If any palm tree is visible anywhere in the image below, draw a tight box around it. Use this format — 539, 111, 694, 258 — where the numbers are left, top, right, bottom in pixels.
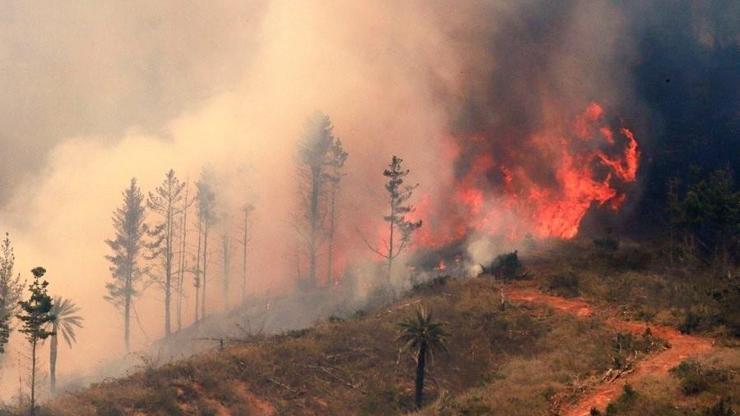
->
398, 305, 447, 409
48, 297, 83, 394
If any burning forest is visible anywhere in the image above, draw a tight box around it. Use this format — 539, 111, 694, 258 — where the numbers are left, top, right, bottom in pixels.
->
417, 101, 640, 247
0, 1, 737, 415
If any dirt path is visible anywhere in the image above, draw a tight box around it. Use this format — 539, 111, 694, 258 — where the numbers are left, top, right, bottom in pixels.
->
507, 287, 714, 416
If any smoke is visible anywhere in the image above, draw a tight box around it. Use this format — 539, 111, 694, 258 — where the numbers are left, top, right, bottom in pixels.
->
0, 0, 466, 397
0, 0, 736, 400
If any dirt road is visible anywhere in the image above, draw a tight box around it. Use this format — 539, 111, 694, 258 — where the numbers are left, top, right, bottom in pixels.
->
507, 287, 714, 416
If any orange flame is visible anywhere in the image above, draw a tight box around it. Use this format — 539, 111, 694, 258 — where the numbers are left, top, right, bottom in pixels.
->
417, 102, 640, 247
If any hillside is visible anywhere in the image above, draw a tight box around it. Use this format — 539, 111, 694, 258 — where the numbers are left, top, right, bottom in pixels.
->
12, 241, 740, 415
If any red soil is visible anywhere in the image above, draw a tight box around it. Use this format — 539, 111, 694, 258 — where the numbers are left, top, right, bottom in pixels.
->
507, 287, 714, 416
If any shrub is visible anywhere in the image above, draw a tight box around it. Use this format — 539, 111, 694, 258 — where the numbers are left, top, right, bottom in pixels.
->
679, 311, 701, 334
195, 400, 219, 416
144, 386, 182, 415
610, 331, 665, 370
676, 362, 710, 395
545, 272, 580, 298
594, 236, 620, 251
412, 274, 450, 293
490, 251, 527, 280
620, 384, 637, 404
704, 397, 735, 416
602, 386, 638, 415
610, 249, 653, 271
671, 359, 730, 396
91, 399, 126, 416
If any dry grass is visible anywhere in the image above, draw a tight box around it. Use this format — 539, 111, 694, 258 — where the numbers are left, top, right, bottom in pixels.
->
34, 276, 622, 416
17, 240, 735, 415
591, 348, 739, 415
529, 239, 739, 339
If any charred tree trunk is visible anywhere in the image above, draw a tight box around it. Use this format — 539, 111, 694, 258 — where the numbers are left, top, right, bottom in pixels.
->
308, 166, 320, 287
194, 219, 202, 323
124, 271, 132, 353
326, 182, 337, 286
177, 192, 188, 331
163, 197, 174, 337
201, 221, 209, 318
222, 235, 230, 311
30, 338, 37, 416
387, 199, 396, 284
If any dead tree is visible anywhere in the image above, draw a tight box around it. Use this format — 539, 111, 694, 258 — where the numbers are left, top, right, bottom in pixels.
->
146, 169, 186, 337
175, 180, 194, 331
196, 171, 216, 318
365, 156, 422, 284
324, 139, 348, 286
296, 113, 346, 287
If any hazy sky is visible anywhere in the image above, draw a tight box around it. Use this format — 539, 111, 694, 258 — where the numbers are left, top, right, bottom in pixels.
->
0, 1, 266, 201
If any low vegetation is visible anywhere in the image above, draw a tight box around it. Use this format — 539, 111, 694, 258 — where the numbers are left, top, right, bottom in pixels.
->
0, 234, 733, 415
527, 240, 739, 340
590, 349, 738, 415
489, 250, 528, 280
35, 276, 627, 415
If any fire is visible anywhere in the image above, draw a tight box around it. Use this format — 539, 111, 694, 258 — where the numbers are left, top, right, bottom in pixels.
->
417, 102, 640, 246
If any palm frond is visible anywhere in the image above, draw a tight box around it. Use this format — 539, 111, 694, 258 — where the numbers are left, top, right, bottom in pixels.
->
397, 304, 448, 358
49, 296, 84, 348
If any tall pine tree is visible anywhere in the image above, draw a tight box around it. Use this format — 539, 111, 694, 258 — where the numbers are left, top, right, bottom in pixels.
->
325, 138, 348, 286
196, 171, 216, 318
296, 113, 346, 287
105, 178, 146, 352
366, 156, 422, 284
17, 266, 54, 416
221, 229, 231, 310
175, 180, 194, 331
0, 233, 23, 356
146, 169, 186, 337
